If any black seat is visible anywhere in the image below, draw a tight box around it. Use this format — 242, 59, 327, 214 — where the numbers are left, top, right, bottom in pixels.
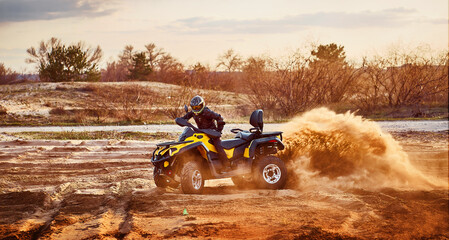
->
236, 131, 255, 141
221, 139, 247, 149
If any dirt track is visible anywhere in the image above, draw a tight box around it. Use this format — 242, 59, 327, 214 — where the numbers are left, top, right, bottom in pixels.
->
0, 132, 448, 239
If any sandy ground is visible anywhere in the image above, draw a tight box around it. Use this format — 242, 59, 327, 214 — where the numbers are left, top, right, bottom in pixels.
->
0, 132, 447, 239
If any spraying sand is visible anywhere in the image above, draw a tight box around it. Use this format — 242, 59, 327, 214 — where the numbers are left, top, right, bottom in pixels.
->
280, 108, 447, 190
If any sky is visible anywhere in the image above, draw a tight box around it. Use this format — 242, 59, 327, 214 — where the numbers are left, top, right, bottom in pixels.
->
0, 0, 447, 72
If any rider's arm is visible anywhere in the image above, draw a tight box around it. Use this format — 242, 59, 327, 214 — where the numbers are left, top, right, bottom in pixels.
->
207, 110, 225, 133
216, 115, 225, 133
181, 111, 194, 120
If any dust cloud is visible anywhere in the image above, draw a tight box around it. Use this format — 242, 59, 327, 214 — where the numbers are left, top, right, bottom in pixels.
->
280, 108, 447, 191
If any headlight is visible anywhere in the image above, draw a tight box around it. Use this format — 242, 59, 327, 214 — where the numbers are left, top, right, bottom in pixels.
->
169, 147, 177, 156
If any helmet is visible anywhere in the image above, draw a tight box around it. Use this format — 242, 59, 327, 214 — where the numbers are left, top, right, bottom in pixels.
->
190, 95, 205, 115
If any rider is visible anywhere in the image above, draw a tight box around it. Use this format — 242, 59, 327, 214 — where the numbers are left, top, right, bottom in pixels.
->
181, 95, 229, 169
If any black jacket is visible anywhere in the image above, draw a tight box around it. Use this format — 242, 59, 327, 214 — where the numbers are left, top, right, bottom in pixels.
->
182, 107, 225, 132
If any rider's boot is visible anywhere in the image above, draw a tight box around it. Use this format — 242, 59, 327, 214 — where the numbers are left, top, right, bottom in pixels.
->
212, 138, 230, 172
219, 155, 230, 173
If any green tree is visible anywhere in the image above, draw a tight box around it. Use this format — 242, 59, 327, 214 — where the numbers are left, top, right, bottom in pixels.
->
26, 38, 102, 82
128, 52, 152, 81
40, 45, 66, 82
311, 43, 346, 64
308, 43, 356, 103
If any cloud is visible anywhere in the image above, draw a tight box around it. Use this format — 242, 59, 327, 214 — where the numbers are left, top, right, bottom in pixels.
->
0, 0, 117, 22
165, 8, 445, 34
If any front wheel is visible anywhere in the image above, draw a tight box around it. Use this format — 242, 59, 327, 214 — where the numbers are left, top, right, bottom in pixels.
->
253, 156, 287, 189
180, 161, 205, 194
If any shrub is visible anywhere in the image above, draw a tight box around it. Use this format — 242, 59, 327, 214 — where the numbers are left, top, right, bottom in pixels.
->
26, 38, 102, 82
49, 107, 67, 115
0, 63, 19, 85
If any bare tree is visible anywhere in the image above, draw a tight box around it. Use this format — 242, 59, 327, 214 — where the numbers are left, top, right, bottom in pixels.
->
351, 58, 387, 111
101, 61, 128, 82
354, 49, 449, 111
243, 48, 359, 118
308, 43, 359, 104
308, 60, 359, 104
156, 54, 184, 84
145, 43, 165, 70
217, 49, 243, 72
185, 62, 209, 86
26, 37, 61, 68
244, 56, 277, 111
119, 45, 135, 69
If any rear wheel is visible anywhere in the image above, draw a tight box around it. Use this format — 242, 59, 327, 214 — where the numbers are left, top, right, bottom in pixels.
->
253, 156, 287, 189
180, 161, 205, 194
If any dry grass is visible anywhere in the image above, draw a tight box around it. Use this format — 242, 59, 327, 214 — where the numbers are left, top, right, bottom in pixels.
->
0, 81, 248, 126
11, 131, 178, 141
10, 130, 235, 141
84, 83, 160, 123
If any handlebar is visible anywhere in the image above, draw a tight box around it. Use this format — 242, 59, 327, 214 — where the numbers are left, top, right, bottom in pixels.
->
175, 118, 221, 138
230, 128, 244, 134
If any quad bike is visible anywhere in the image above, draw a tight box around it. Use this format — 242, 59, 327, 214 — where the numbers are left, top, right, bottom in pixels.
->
151, 109, 287, 194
